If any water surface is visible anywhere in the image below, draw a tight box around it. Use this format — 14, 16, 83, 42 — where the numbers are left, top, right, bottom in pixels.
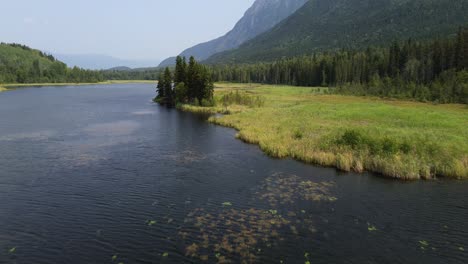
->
0, 84, 467, 263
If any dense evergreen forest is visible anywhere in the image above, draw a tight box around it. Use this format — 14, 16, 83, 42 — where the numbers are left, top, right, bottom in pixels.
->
0, 43, 103, 83
155, 56, 213, 106
210, 28, 468, 104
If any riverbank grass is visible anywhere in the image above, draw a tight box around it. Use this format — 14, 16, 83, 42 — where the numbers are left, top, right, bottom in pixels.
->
180, 83, 468, 180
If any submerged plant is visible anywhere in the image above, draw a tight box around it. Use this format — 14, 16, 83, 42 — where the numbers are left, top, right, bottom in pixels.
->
419, 240, 430, 250
146, 220, 157, 226
367, 225, 378, 232
256, 173, 337, 206
222, 202, 233, 207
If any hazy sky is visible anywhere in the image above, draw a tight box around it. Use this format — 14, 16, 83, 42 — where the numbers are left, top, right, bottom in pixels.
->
0, 0, 255, 60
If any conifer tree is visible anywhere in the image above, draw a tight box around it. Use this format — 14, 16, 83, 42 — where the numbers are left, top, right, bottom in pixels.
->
162, 67, 173, 105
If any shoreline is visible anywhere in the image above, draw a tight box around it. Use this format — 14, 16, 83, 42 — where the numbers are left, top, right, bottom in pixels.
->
178, 83, 468, 180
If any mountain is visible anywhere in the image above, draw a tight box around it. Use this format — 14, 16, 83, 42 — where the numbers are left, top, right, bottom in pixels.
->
53, 53, 160, 70
158, 0, 308, 67
158, 56, 177, 68
0, 43, 102, 83
206, 0, 468, 64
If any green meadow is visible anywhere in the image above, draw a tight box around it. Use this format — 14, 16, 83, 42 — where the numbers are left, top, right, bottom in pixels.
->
181, 83, 468, 180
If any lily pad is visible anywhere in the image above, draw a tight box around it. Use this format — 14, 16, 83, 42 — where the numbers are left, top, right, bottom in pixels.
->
147, 220, 157, 226
222, 202, 233, 207
419, 240, 429, 247
9, 247, 16, 254
162, 252, 169, 257
459, 247, 465, 251
112, 255, 118, 261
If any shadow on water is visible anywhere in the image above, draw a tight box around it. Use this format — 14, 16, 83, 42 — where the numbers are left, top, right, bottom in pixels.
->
0, 84, 466, 264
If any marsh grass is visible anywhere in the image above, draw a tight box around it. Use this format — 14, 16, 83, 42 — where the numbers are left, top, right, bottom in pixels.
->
183, 83, 468, 180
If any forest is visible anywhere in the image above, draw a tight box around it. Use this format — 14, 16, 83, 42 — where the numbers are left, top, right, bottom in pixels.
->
154, 56, 214, 106
0, 43, 104, 84
210, 28, 468, 104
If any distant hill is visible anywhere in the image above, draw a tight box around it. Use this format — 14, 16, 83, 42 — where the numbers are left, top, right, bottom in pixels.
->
158, 0, 307, 67
54, 53, 160, 70
0, 43, 102, 83
206, 0, 468, 64
158, 56, 177, 68
107, 66, 133, 71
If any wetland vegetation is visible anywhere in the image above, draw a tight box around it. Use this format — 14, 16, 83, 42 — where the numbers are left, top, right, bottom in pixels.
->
179, 83, 468, 180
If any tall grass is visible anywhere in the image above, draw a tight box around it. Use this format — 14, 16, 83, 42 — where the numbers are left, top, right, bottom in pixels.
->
186, 83, 468, 180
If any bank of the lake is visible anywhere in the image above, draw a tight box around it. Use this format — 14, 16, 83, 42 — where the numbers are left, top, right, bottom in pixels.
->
179, 83, 468, 180
0, 86, 8, 92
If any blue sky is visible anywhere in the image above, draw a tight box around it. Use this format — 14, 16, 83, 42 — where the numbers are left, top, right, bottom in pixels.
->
0, 0, 255, 60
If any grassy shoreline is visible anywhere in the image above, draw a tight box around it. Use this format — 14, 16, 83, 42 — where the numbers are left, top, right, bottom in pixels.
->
180, 83, 468, 180
1, 80, 155, 89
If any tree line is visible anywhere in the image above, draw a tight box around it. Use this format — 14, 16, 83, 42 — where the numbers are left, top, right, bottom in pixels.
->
154, 56, 214, 106
0, 43, 103, 83
210, 27, 468, 104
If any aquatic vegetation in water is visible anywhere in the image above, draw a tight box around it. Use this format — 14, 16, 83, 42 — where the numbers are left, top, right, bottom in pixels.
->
304, 252, 312, 264
256, 173, 337, 206
8, 247, 16, 254
111, 255, 118, 261
419, 240, 429, 250
459, 247, 465, 251
162, 252, 169, 257
177, 173, 336, 262
146, 220, 157, 226
180, 207, 296, 263
367, 224, 378, 232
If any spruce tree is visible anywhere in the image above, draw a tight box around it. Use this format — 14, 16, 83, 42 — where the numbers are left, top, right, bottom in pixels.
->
163, 67, 173, 105
156, 72, 165, 99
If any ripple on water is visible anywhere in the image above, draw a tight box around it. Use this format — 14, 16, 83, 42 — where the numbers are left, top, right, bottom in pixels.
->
83, 120, 140, 137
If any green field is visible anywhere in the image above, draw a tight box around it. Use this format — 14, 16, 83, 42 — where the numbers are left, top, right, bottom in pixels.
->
181, 83, 468, 180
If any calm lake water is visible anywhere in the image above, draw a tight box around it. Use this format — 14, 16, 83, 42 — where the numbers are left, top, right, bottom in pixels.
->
0, 84, 467, 264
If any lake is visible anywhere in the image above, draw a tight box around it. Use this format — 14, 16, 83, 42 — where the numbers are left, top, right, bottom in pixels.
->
0, 83, 466, 263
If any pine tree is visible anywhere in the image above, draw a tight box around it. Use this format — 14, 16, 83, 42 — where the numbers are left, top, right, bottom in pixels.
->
163, 67, 173, 105
156, 72, 165, 99
174, 56, 187, 85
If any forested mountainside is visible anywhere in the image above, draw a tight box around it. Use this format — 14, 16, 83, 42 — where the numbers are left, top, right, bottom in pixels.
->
0, 43, 103, 83
206, 0, 468, 64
